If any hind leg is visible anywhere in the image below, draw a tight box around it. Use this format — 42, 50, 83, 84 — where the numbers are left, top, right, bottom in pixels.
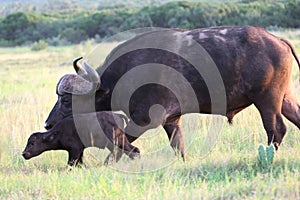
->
282, 90, 300, 129
104, 141, 129, 165
114, 128, 140, 160
163, 116, 185, 161
254, 94, 287, 149
104, 119, 150, 164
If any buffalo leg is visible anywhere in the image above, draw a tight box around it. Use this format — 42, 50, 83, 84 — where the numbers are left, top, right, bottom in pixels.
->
112, 143, 140, 161
104, 144, 139, 165
115, 128, 140, 160
118, 140, 140, 160
163, 116, 186, 161
104, 128, 141, 165
68, 149, 84, 166
104, 141, 120, 165
282, 91, 300, 129
254, 95, 287, 149
104, 117, 160, 163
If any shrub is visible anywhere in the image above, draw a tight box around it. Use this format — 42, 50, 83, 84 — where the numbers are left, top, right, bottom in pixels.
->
46, 36, 71, 46
31, 40, 48, 51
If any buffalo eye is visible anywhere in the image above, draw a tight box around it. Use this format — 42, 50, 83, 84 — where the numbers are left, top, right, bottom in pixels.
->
29, 142, 34, 147
62, 97, 71, 105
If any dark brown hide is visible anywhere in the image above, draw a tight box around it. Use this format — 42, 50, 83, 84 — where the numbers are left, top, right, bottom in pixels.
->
45, 26, 300, 158
23, 112, 140, 166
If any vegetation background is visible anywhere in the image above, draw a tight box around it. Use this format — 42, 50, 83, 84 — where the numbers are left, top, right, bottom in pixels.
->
0, 0, 300, 46
1, 0, 300, 199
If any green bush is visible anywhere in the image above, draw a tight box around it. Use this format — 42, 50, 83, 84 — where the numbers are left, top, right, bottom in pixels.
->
31, 40, 48, 51
1, 1, 300, 47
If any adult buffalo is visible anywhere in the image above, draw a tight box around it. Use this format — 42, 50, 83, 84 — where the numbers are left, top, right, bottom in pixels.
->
45, 26, 300, 160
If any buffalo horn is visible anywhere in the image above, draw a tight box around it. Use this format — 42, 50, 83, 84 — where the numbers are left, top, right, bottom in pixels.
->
56, 58, 100, 95
73, 56, 86, 76
82, 60, 100, 93
82, 60, 100, 83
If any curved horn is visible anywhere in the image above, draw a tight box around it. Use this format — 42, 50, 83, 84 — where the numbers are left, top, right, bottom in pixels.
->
83, 60, 100, 84
82, 60, 100, 94
73, 56, 84, 75
56, 58, 100, 95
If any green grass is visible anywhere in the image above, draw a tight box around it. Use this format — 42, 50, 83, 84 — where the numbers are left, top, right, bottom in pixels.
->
1, 34, 300, 199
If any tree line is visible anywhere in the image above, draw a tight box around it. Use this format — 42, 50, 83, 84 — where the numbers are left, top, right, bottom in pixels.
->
0, 0, 299, 47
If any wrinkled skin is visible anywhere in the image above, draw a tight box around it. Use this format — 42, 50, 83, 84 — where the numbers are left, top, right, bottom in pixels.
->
45, 26, 300, 160
45, 94, 96, 128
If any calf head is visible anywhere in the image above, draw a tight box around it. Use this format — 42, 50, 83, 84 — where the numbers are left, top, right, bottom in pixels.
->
22, 131, 59, 160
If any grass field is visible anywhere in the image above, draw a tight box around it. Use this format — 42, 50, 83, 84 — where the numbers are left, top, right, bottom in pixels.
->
1, 31, 300, 199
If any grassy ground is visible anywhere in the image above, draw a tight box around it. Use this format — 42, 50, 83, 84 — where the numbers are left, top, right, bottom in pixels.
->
1, 32, 300, 199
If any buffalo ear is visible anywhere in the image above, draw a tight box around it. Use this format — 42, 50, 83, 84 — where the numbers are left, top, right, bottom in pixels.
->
98, 87, 110, 95
42, 131, 58, 143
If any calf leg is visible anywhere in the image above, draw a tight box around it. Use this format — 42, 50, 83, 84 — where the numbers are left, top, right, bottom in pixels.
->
104, 128, 141, 165
104, 142, 121, 165
114, 128, 140, 159
119, 141, 140, 160
163, 116, 186, 161
104, 118, 152, 163
104, 144, 139, 165
282, 91, 300, 129
68, 149, 84, 166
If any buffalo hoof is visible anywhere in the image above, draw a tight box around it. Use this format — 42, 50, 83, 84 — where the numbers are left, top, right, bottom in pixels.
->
128, 147, 141, 160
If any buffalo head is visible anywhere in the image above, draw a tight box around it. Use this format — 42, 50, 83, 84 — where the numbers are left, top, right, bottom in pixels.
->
44, 57, 102, 130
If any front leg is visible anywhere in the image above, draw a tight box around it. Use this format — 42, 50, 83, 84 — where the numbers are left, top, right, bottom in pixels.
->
67, 149, 84, 166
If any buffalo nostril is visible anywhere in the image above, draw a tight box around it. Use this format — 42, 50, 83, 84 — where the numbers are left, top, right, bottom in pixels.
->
22, 152, 30, 159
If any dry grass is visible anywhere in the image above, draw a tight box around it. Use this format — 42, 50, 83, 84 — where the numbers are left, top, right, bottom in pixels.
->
1, 33, 300, 199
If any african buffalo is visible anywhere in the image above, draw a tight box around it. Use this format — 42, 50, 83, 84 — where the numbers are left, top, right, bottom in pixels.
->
45, 26, 300, 160
23, 111, 140, 166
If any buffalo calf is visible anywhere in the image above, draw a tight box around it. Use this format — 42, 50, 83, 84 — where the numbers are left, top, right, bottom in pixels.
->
22, 111, 140, 166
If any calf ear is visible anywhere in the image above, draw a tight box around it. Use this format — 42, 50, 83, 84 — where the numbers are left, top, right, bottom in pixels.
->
42, 131, 58, 143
